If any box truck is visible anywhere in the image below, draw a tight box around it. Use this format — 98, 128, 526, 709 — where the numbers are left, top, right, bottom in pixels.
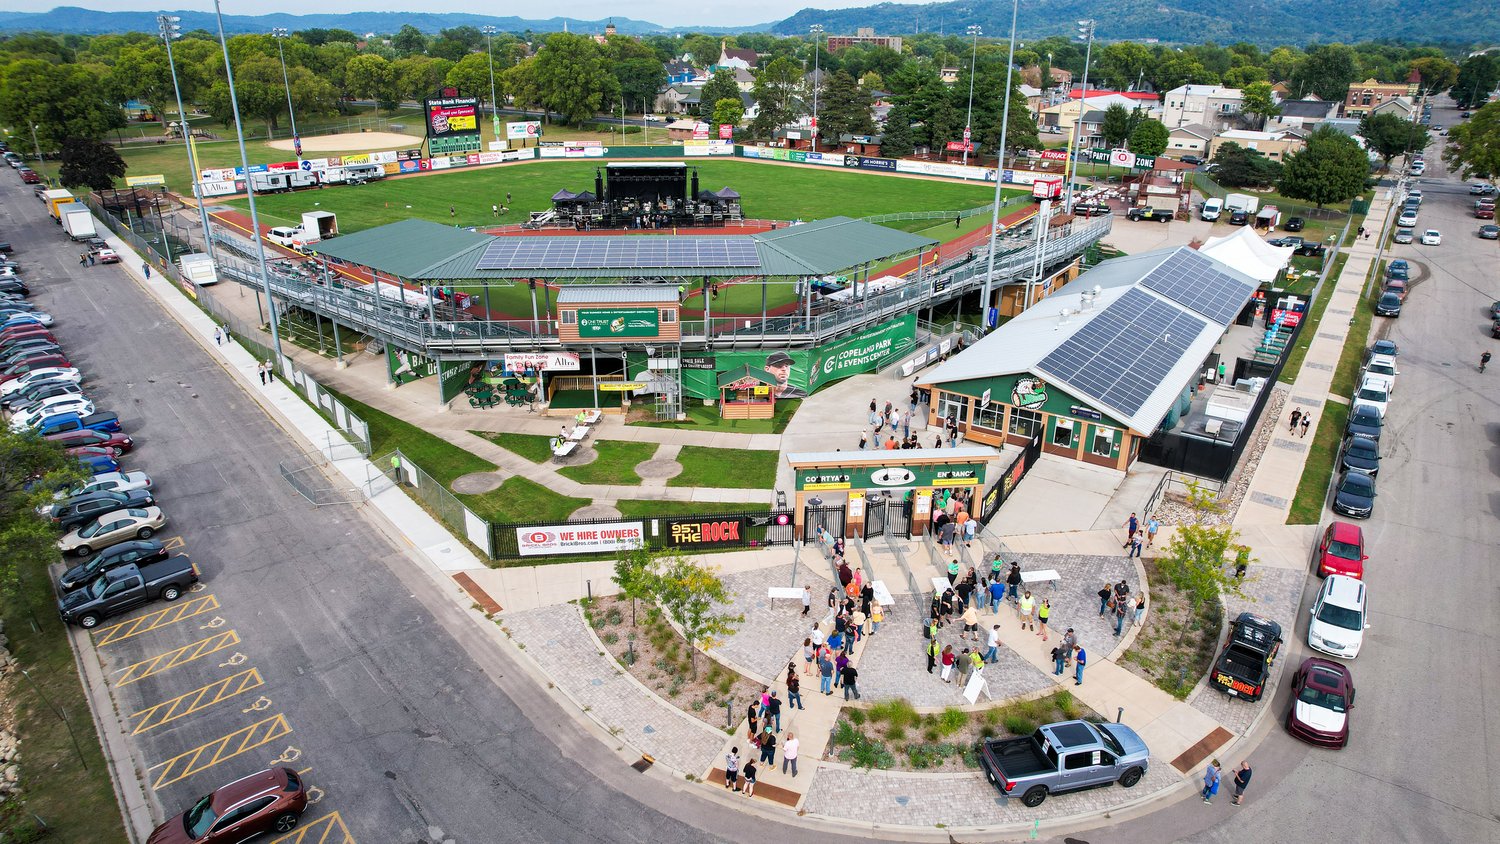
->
44, 189, 76, 222
60, 205, 98, 241
1224, 193, 1260, 215
178, 253, 219, 287
300, 211, 337, 243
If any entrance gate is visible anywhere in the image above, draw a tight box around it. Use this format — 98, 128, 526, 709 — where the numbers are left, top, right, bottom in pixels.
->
804, 504, 846, 542
864, 492, 911, 539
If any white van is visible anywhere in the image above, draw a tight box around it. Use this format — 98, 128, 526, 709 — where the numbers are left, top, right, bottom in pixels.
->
265, 226, 304, 248
1201, 197, 1223, 222
1308, 575, 1369, 659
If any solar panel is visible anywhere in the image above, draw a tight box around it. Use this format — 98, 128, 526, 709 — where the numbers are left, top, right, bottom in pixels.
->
1139, 249, 1256, 325
475, 237, 760, 271
1037, 288, 1207, 419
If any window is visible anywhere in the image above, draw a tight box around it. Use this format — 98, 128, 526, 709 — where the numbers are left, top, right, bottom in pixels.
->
972, 403, 1004, 431
1092, 429, 1115, 457
211, 797, 275, 832
938, 392, 970, 424
1053, 418, 1074, 447
659, 308, 677, 324
1009, 408, 1041, 438
560, 310, 577, 325
1064, 752, 1095, 771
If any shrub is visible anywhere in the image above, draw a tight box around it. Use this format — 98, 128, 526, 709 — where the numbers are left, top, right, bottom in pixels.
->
1003, 715, 1036, 736
923, 726, 942, 742
979, 724, 997, 738
833, 719, 863, 747
847, 708, 866, 725
606, 607, 624, 626
937, 707, 968, 736
885, 724, 906, 741
869, 698, 920, 728
602, 632, 619, 645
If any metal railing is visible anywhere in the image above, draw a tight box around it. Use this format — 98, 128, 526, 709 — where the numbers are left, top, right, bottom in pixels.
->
1142, 471, 1226, 519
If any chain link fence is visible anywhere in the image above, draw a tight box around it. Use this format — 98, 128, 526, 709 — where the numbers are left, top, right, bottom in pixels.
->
374, 450, 495, 557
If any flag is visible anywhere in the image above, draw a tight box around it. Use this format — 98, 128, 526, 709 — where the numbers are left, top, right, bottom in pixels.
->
293, 134, 302, 158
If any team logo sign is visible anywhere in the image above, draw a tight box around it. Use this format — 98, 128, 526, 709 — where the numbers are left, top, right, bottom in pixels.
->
1012, 377, 1048, 410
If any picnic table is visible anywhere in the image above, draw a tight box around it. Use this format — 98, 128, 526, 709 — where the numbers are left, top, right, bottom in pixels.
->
566, 425, 589, 442
1020, 569, 1061, 591
552, 439, 578, 460
579, 409, 603, 425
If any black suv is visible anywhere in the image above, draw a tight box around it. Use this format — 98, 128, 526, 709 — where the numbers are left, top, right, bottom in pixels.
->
52, 489, 156, 531
57, 539, 169, 592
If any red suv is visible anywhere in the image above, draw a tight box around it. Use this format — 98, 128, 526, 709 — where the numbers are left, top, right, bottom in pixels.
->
147, 767, 307, 843
1315, 522, 1366, 578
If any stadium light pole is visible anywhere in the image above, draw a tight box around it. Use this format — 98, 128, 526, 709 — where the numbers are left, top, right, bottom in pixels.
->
810, 25, 823, 152
271, 28, 300, 156
159, 15, 219, 273
963, 25, 981, 166
1061, 19, 1096, 215
482, 26, 500, 138
980, 0, 1019, 326
215, 0, 284, 368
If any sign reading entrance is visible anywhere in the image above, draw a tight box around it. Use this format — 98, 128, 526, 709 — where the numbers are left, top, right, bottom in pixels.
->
578, 307, 660, 338
795, 463, 984, 491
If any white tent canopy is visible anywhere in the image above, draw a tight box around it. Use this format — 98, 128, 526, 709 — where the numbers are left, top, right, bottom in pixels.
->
1199, 226, 1293, 284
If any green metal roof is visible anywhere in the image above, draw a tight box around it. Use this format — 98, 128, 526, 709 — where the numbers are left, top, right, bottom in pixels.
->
752, 216, 938, 276
308, 219, 494, 278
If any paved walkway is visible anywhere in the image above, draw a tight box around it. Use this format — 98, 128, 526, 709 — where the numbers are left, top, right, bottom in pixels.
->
1236, 191, 1394, 525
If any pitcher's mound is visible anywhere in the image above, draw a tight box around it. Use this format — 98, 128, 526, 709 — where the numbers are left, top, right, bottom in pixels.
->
267, 131, 424, 153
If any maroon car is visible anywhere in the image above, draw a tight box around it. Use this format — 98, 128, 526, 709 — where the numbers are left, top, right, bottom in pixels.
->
47, 428, 133, 454
1285, 657, 1355, 748
0, 354, 69, 383
147, 767, 307, 843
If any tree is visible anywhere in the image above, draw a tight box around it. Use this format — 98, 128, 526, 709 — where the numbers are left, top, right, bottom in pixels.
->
446, 52, 501, 110
1408, 56, 1459, 97
1211, 141, 1281, 188
502, 57, 544, 119
816, 71, 873, 145
749, 56, 803, 139
615, 57, 667, 114
1360, 112, 1428, 168
1096, 41, 1153, 91
711, 97, 744, 128
1101, 103, 1132, 147
1156, 481, 1249, 610
108, 42, 175, 127
699, 70, 742, 118
1291, 44, 1359, 102
879, 103, 916, 157
1279, 125, 1370, 208
532, 33, 618, 126
1453, 55, 1500, 110
1129, 118, 1169, 156
652, 554, 742, 679
393, 56, 452, 102
0, 59, 125, 150
57, 136, 124, 191
612, 545, 656, 627
1266, 46, 1303, 83
1443, 102, 1500, 181
391, 24, 427, 57
0, 429, 88, 600
1240, 81, 1280, 130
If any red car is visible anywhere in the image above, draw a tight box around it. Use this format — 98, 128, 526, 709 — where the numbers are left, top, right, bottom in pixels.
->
46, 429, 133, 454
147, 767, 307, 843
0, 356, 70, 383
1314, 522, 1365, 578
0, 327, 54, 345
18, 168, 39, 184
65, 445, 120, 462
1285, 657, 1355, 748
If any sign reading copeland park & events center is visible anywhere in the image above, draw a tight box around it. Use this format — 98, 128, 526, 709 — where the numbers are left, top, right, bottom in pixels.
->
577, 307, 660, 339
516, 522, 644, 556
677, 314, 916, 401
796, 463, 984, 491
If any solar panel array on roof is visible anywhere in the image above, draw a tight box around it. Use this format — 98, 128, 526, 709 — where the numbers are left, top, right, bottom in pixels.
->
1139, 248, 1255, 325
1038, 288, 1207, 418
474, 237, 760, 271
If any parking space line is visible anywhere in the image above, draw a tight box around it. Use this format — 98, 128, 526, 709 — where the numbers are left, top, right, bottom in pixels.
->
94, 594, 220, 647
130, 668, 264, 735
116, 631, 242, 686
269, 809, 356, 844
147, 713, 293, 790
160, 536, 186, 551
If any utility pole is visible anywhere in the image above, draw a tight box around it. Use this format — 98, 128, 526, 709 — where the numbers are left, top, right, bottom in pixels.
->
1061, 20, 1096, 215
810, 25, 823, 152
271, 28, 300, 156
159, 15, 219, 272
980, 0, 1020, 325
482, 26, 500, 139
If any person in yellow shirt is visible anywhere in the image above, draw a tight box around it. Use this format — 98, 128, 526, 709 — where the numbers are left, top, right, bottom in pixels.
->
1018, 590, 1036, 632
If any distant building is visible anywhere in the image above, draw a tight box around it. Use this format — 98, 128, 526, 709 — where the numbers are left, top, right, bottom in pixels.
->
664, 60, 697, 87
1343, 74, 1420, 118
1166, 123, 1214, 158
1208, 129, 1306, 162
940, 67, 960, 85
825, 28, 903, 53
715, 39, 759, 71
1370, 96, 1418, 121
1067, 87, 1158, 106
1161, 85, 1244, 132
1269, 97, 1337, 131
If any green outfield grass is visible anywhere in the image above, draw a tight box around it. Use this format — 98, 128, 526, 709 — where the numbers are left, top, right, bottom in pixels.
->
226, 159, 999, 233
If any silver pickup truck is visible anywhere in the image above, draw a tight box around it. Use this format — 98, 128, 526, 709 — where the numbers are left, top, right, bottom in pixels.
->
979, 719, 1150, 807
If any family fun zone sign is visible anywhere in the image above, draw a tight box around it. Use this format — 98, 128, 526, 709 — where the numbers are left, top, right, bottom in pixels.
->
515, 522, 644, 556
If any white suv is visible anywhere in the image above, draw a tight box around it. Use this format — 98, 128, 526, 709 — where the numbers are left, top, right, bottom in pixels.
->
1397, 210, 1419, 227
1362, 354, 1398, 394
1308, 574, 1369, 659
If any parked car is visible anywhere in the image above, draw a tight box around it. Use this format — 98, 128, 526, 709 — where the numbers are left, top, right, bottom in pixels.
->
1352, 377, 1389, 417
1382, 278, 1408, 301
1493, 319, 1500, 340
45, 471, 152, 513
1179, 154, 1204, 165
18, 168, 39, 184
0, 279, 30, 296
1362, 354, 1398, 393
1212, 613, 1283, 701
1398, 210, 1419, 227
1472, 182, 1497, 195
145, 767, 307, 842
1314, 522, 1366, 579
1228, 209, 1250, 226
35, 410, 120, 436
9, 396, 93, 430
0, 327, 55, 347
1332, 470, 1376, 519
0, 355, 72, 383
3, 379, 82, 412
1345, 404, 1384, 442
96, 248, 120, 264
57, 506, 165, 556
57, 559, 198, 629
1386, 262, 1409, 281
0, 366, 78, 395
74, 451, 119, 476
1421, 229, 1442, 246
1285, 658, 1355, 748
1370, 339, 1399, 358
1393, 228, 1414, 244
1374, 291, 1402, 317
1283, 216, 1305, 231
1338, 435, 1381, 477
4, 311, 53, 327
978, 720, 1149, 807
52, 489, 155, 531
45, 428, 132, 454
1480, 224, 1500, 240
1308, 575, 1369, 660
1126, 206, 1173, 223
57, 538, 170, 592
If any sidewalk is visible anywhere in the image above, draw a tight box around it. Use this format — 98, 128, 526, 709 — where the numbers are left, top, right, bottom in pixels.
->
1235, 191, 1393, 525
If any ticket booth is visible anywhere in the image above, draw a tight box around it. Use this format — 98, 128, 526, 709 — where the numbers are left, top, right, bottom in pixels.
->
785, 448, 993, 540
716, 365, 777, 420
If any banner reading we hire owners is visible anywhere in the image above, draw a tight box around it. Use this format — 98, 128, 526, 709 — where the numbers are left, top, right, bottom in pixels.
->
516, 522, 644, 556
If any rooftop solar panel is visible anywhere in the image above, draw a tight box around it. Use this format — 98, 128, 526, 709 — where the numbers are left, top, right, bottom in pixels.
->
1037, 288, 1207, 419
1139, 249, 1255, 325
474, 237, 760, 271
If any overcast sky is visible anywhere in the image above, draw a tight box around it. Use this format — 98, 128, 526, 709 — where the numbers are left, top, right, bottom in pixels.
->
53, 0, 883, 27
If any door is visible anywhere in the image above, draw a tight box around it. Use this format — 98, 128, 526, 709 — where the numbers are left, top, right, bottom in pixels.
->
864, 498, 887, 538
206, 796, 275, 842
101, 575, 144, 615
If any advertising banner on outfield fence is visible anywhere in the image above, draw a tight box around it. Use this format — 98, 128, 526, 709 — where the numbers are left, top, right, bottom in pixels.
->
853, 156, 897, 171
803, 151, 848, 166
506, 121, 542, 140
516, 522, 644, 556
538, 141, 605, 158
683, 139, 734, 156
663, 516, 748, 548
503, 352, 580, 372
893, 159, 988, 181
199, 180, 241, 197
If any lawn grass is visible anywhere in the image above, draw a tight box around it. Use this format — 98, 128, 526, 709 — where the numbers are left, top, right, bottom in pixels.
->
476, 476, 589, 523
0, 567, 124, 842
1329, 260, 1384, 401
669, 445, 780, 489
631, 399, 799, 434
227, 159, 999, 234
472, 430, 554, 463
558, 440, 657, 485
614, 499, 772, 517
1279, 252, 1349, 385
1288, 401, 1351, 524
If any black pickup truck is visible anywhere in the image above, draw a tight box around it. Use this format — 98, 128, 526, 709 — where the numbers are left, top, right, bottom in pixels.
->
1126, 206, 1174, 223
1211, 612, 1283, 701
57, 558, 199, 629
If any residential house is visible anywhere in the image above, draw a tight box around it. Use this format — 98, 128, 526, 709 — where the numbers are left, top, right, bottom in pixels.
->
731, 67, 756, 92
1161, 85, 1244, 132
940, 67, 961, 85
1207, 129, 1306, 162
655, 85, 697, 115
825, 28, 903, 52
666, 119, 702, 141
664, 60, 697, 86
1268, 97, 1337, 131
1068, 87, 1158, 107
1166, 123, 1214, 158
1319, 118, 1362, 137
1038, 94, 1145, 137
715, 40, 759, 71
1022, 65, 1073, 92
1019, 84, 1045, 120
1270, 81, 1292, 101
1343, 73, 1420, 118
1371, 96, 1417, 121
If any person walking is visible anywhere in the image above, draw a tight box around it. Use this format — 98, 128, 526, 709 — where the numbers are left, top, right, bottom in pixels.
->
212, 326, 221, 345
492, 204, 499, 217
741, 759, 758, 797
143, 262, 152, 279
1018, 590, 1036, 632
1483, 351, 1493, 373
1300, 414, 1311, 438
947, 557, 960, 585
1123, 512, 1139, 546
1007, 563, 1023, 603
1114, 594, 1130, 636
758, 688, 771, 719
802, 586, 812, 617
1146, 516, 1160, 547
1074, 645, 1088, 685
1037, 599, 1051, 640
818, 651, 835, 695
870, 601, 883, 634
724, 747, 740, 791
961, 603, 980, 641
1289, 407, 1302, 433
869, 398, 878, 425
1230, 760, 1253, 805
757, 726, 776, 766
1201, 759, 1221, 803
1051, 643, 1067, 675
983, 625, 1002, 663
257, 361, 267, 385
841, 662, 860, 700
782, 733, 800, 777
1128, 534, 1144, 559
858, 430, 868, 450
988, 576, 1005, 614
